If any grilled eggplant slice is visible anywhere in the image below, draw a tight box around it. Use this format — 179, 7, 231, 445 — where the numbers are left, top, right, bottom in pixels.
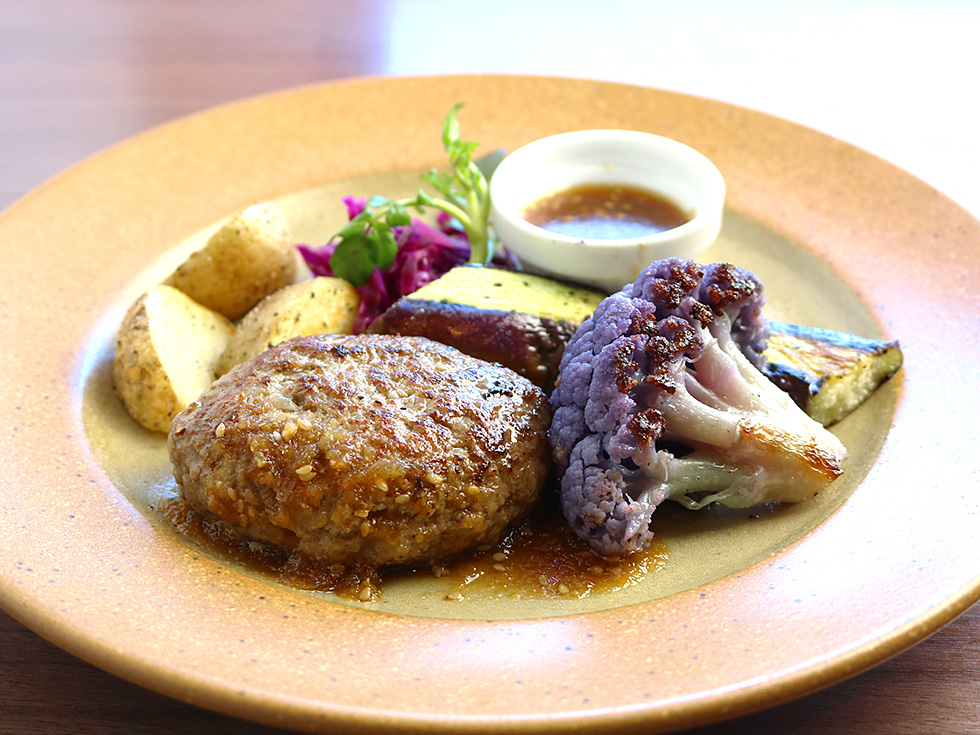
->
369, 265, 604, 391
762, 321, 903, 426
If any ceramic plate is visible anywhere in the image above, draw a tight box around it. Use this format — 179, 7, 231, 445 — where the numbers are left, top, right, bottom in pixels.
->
1, 75, 978, 734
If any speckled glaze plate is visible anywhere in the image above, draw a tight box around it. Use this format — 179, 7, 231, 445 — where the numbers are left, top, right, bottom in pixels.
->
1, 75, 979, 734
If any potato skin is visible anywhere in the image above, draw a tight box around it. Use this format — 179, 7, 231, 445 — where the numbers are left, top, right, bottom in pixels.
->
164, 202, 298, 320
216, 276, 360, 375
113, 284, 233, 432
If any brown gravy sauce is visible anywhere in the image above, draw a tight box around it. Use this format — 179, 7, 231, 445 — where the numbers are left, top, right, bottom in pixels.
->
523, 183, 690, 240
159, 493, 667, 603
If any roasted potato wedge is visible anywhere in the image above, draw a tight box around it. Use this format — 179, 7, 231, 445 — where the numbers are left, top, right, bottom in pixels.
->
216, 276, 361, 375
163, 202, 298, 320
113, 284, 233, 432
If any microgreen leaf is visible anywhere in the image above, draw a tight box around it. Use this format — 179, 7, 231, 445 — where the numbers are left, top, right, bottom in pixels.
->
384, 202, 412, 228
442, 102, 463, 149
319, 102, 496, 289
336, 212, 371, 239
329, 233, 379, 287
373, 223, 399, 270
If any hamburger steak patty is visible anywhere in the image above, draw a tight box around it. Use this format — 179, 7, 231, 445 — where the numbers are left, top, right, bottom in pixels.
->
168, 334, 552, 568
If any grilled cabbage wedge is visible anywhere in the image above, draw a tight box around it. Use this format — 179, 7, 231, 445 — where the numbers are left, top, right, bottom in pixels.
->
762, 320, 903, 426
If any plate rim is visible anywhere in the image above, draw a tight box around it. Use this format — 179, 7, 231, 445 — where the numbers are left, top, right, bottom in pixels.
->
2, 72, 979, 734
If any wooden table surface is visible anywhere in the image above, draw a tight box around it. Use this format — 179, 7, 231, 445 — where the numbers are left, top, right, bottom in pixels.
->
2, 2, 978, 733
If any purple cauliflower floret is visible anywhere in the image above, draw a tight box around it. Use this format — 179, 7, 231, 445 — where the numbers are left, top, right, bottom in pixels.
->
550, 258, 848, 556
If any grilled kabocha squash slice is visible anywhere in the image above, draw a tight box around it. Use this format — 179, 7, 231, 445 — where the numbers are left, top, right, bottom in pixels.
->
762, 320, 903, 426
369, 265, 604, 392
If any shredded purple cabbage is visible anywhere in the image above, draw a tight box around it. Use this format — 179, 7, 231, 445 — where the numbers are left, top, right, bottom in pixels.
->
298, 197, 516, 333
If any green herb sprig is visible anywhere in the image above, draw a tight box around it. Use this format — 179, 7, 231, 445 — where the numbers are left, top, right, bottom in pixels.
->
328, 103, 494, 287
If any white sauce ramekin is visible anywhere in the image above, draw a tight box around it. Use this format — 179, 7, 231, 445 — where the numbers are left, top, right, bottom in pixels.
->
489, 130, 726, 292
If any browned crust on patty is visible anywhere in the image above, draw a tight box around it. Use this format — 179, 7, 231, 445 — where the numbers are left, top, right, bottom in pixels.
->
168, 334, 551, 568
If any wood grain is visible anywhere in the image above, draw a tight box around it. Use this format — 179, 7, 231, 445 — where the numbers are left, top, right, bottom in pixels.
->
1, 2, 978, 733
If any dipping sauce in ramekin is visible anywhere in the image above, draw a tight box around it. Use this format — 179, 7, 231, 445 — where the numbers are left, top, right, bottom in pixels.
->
490, 130, 725, 292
